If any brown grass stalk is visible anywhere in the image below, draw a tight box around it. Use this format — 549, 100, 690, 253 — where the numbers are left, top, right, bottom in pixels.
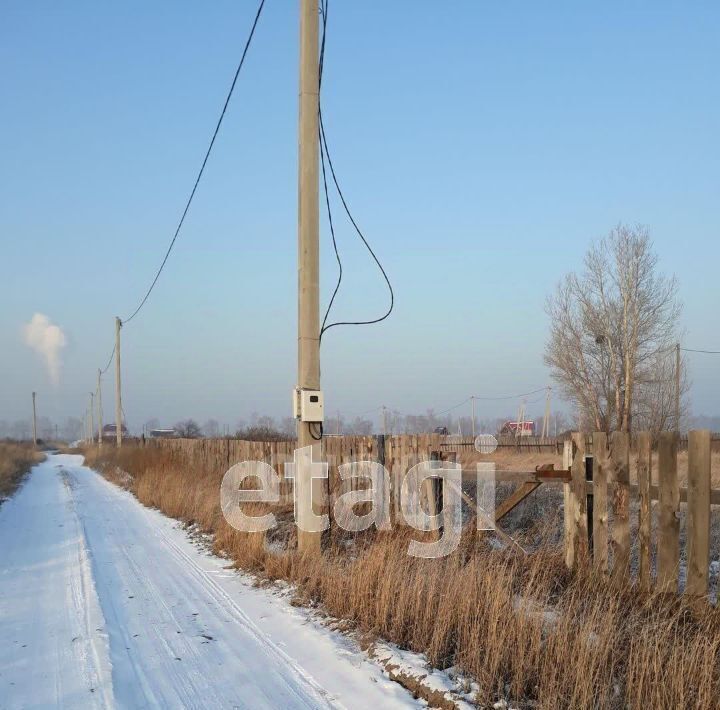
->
84, 444, 720, 709
0, 441, 44, 500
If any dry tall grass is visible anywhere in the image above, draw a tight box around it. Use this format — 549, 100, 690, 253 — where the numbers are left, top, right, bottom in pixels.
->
85, 444, 720, 709
0, 442, 44, 500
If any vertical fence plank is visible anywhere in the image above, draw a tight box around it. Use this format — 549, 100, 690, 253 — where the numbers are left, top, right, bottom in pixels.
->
637, 431, 652, 591
657, 432, 679, 593
686, 430, 711, 598
610, 431, 630, 583
571, 433, 588, 565
592, 432, 609, 575
563, 440, 575, 568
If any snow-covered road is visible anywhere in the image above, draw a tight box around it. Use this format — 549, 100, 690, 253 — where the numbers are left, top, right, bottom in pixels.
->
0, 455, 418, 709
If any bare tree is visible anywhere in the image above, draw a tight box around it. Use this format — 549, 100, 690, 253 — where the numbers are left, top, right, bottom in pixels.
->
61, 417, 83, 441
279, 417, 296, 438
174, 419, 202, 438
202, 418, 220, 438
545, 224, 683, 433
144, 417, 160, 434
347, 417, 372, 435
11, 420, 31, 440
633, 348, 690, 436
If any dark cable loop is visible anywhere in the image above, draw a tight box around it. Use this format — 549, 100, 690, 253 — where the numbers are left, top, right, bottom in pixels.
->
317, 0, 394, 343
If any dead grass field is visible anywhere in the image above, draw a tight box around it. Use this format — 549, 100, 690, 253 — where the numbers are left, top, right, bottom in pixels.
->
0, 442, 44, 500
85, 444, 720, 709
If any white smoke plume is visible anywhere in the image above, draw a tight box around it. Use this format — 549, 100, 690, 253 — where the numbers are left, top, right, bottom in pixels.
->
23, 313, 67, 386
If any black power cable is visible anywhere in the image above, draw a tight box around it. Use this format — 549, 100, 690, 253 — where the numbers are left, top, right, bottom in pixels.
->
100, 344, 116, 375
122, 0, 267, 325
317, 0, 394, 343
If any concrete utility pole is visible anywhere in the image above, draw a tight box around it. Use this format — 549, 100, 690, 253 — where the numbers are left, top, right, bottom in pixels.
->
675, 342, 681, 434
97, 369, 103, 447
115, 317, 123, 447
90, 392, 95, 444
382, 406, 387, 436
542, 387, 551, 438
296, 0, 321, 553
471, 396, 476, 439
31, 392, 37, 445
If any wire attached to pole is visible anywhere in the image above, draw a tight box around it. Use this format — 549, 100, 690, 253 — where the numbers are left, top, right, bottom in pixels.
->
100, 344, 116, 375
317, 0, 394, 343
122, 0, 267, 325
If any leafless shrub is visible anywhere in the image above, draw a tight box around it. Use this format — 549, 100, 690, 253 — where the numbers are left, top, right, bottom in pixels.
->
0, 442, 44, 499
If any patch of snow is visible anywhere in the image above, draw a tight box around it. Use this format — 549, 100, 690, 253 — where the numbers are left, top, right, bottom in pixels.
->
0, 454, 421, 709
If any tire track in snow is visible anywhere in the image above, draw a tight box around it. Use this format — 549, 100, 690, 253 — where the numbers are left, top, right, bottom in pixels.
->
68, 457, 336, 709
0, 459, 114, 709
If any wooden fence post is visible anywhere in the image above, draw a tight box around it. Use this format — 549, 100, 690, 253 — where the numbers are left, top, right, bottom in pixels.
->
637, 431, 652, 591
571, 433, 588, 565
592, 432, 609, 575
610, 431, 630, 584
686, 430, 711, 598
657, 432, 679, 593
563, 440, 574, 568
586, 454, 594, 557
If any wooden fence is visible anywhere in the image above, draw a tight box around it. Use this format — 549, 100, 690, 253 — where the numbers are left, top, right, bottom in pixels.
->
146, 434, 446, 523
146, 430, 716, 597
563, 429, 715, 597
441, 436, 563, 453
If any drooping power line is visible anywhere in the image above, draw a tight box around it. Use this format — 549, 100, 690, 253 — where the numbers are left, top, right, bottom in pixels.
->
100, 344, 116, 375
471, 387, 548, 401
122, 0, 267, 325
681, 347, 720, 355
317, 0, 394, 342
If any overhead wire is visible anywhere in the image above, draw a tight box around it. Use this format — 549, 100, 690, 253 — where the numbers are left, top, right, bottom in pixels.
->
122, 0, 267, 325
90, 0, 267, 422
434, 397, 472, 417
317, 0, 394, 342
100, 344, 116, 375
470, 387, 548, 401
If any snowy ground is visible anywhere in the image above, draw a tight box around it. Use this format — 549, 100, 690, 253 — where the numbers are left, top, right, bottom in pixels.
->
0, 454, 423, 709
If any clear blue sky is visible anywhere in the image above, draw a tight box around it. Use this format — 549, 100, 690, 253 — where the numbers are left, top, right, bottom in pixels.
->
2, 1, 719, 430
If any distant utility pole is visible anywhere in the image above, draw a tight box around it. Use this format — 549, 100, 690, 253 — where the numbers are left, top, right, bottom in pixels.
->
336, 411, 341, 436
296, 0, 321, 553
675, 342, 681, 434
516, 400, 526, 438
31, 391, 37, 445
97, 369, 103, 447
471, 396, 476, 439
542, 387, 551, 438
90, 392, 95, 444
382, 406, 387, 436
115, 317, 123, 447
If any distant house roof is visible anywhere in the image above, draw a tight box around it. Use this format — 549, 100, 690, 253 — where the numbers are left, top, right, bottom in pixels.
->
102, 423, 128, 434
149, 429, 176, 438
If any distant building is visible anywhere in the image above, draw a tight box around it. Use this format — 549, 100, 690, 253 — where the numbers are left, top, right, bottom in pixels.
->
102, 423, 128, 440
149, 429, 177, 439
501, 421, 535, 437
